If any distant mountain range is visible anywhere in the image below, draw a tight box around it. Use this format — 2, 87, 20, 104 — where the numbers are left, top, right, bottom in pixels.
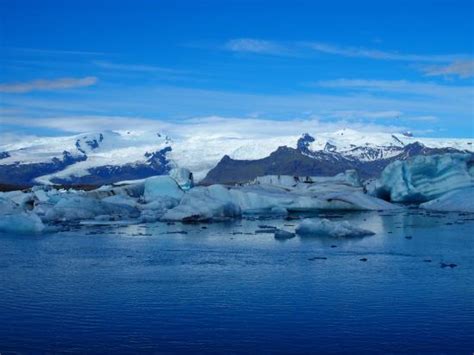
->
201, 136, 466, 185
0, 129, 472, 187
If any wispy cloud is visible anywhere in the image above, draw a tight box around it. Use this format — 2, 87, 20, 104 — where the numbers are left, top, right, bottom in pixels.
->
0, 77, 98, 94
93, 60, 182, 73
326, 110, 402, 120
1, 47, 104, 56
422, 60, 474, 78
305, 42, 466, 63
0, 114, 409, 139
223, 38, 471, 64
313, 79, 473, 99
224, 38, 290, 55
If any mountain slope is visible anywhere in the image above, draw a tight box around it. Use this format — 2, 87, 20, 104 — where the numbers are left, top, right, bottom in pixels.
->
201, 135, 472, 185
0, 128, 472, 186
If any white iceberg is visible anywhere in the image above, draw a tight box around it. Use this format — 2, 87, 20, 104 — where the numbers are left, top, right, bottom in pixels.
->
251, 170, 362, 195
44, 195, 138, 222
375, 153, 474, 203
162, 171, 399, 222
0, 212, 45, 233
420, 187, 474, 212
295, 219, 375, 238
162, 185, 242, 221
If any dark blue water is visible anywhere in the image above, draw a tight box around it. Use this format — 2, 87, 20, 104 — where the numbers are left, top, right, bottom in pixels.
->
0, 210, 473, 353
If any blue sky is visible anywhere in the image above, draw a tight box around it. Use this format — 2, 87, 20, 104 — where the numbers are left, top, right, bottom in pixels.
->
0, 0, 473, 139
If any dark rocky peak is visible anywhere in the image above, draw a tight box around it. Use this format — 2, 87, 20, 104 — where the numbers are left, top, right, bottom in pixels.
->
403, 142, 426, 156
144, 146, 172, 169
324, 142, 337, 152
391, 134, 405, 146
75, 133, 106, 154
297, 133, 315, 152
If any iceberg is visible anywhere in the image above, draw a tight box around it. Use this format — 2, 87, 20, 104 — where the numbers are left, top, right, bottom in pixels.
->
0, 212, 45, 233
295, 219, 375, 238
251, 170, 362, 195
143, 176, 184, 202
274, 229, 296, 239
169, 168, 194, 191
162, 185, 242, 222
44, 195, 139, 222
161, 170, 399, 222
374, 153, 474, 203
0, 170, 399, 228
420, 187, 474, 212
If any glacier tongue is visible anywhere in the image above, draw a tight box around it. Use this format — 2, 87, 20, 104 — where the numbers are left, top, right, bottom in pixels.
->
374, 153, 474, 203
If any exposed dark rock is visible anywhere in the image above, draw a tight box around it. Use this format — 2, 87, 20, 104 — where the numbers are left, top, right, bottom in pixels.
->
201, 140, 468, 185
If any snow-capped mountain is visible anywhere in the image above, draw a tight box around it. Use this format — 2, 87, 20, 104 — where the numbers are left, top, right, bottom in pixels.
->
0, 131, 173, 186
0, 128, 472, 187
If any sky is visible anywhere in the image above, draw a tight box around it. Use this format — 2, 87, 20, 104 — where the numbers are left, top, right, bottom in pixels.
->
0, 0, 473, 140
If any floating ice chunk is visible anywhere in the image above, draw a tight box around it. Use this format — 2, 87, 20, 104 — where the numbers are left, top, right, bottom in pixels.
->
0, 195, 21, 214
318, 191, 400, 210
163, 181, 397, 221
251, 170, 362, 195
0, 212, 45, 233
374, 153, 474, 203
89, 181, 145, 199
44, 195, 138, 222
162, 185, 241, 221
420, 187, 474, 212
143, 176, 184, 203
274, 229, 295, 239
169, 168, 194, 191
2, 190, 35, 210
102, 194, 138, 208
295, 219, 375, 238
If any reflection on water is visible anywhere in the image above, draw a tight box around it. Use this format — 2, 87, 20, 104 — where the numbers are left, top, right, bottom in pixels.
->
0, 209, 473, 353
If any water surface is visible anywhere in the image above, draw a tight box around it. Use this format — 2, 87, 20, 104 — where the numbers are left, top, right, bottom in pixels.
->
0, 210, 473, 353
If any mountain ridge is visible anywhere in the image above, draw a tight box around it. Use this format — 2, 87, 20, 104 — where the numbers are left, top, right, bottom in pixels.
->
0, 129, 472, 186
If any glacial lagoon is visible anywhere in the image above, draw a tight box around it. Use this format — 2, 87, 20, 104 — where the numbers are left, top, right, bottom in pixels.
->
0, 209, 473, 353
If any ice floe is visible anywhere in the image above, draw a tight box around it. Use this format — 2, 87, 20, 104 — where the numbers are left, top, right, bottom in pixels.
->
0, 169, 400, 230
0, 212, 45, 233
420, 187, 474, 213
295, 219, 375, 238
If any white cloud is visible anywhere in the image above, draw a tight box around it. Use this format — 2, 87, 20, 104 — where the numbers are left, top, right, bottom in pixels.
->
93, 61, 181, 73
305, 42, 465, 62
422, 60, 474, 78
2, 47, 104, 56
0, 76, 98, 94
314, 79, 473, 99
408, 115, 438, 122
326, 110, 402, 120
1, 115, 409, 139
224, 38, 289, 55
223, 38, 471, 63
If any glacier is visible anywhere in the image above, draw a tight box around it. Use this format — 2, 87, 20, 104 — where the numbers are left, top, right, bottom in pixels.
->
1, 128, 472, 186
